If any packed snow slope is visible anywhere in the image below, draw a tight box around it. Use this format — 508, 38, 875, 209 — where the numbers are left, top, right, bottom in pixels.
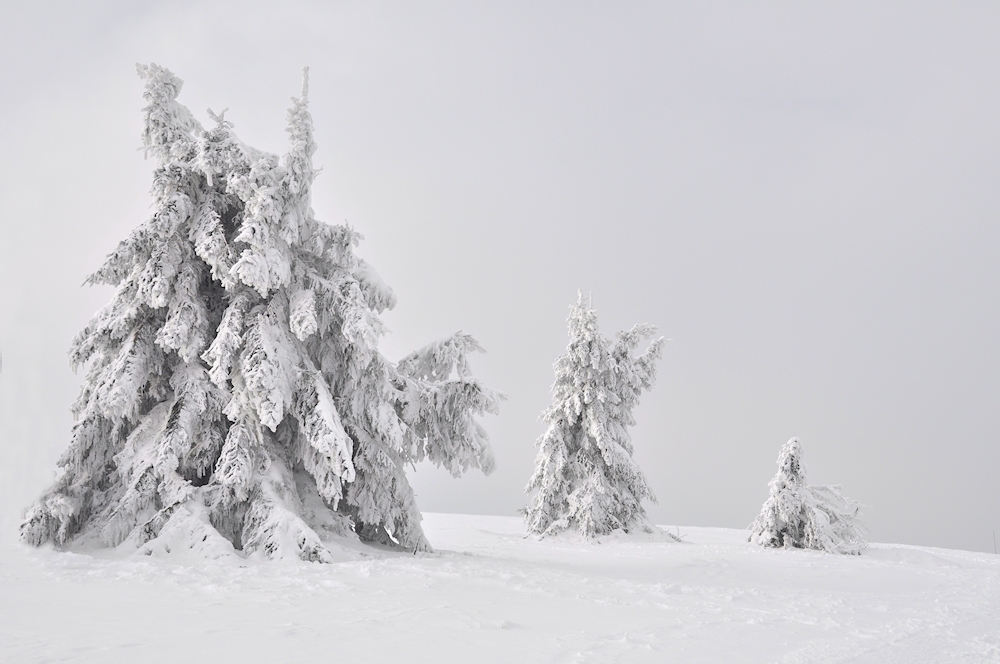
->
2, 513, 998, 663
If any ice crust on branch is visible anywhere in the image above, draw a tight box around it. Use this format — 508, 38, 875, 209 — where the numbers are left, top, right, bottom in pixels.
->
748, 437, 867, 555
21, 64, 499, 560
523, 293, 667, 538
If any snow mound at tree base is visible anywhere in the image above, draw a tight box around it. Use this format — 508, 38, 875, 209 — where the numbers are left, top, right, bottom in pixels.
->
57, 501, 368, 564
531, 520, 683, 544
128, 503, 239, 561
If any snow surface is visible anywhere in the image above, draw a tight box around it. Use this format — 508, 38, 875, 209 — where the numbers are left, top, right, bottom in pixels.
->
2, 513, 998, 663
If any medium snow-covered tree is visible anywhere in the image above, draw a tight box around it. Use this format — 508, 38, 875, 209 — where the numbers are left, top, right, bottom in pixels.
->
20, 64, 499, 561
523, 293, 665, 537
748, 437, 866, 555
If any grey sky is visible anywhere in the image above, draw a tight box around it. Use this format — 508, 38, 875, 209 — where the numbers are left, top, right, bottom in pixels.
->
2, 1, 998, 552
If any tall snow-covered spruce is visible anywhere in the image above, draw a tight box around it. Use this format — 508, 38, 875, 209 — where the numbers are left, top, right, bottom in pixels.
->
749, 437, 867, 555
524, 293, 666, 538
20, 64, 499, 560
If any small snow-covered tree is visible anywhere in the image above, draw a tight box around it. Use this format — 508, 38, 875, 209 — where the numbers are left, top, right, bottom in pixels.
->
523, 293, 665, 537
748, 437, 866, 555
20, 64, 499, 560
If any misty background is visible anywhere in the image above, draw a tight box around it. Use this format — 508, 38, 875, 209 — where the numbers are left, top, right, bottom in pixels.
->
1, 2, 998, 552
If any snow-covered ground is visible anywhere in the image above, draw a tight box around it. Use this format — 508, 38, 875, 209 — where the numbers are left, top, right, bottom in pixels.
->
2, 513, 998, 663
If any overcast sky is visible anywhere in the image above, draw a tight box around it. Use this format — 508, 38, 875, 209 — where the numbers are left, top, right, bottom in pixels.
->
2, 1, 998, 552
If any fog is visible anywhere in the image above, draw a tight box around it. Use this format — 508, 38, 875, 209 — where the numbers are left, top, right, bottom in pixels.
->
2, 2, 998, 552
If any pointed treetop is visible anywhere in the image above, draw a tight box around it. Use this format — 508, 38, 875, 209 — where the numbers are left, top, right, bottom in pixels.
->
135, 62, 203, 162
135, 62, 183, 101
571, 289, 595, 324
206, 107, 232, 129
776, 436, 806, 486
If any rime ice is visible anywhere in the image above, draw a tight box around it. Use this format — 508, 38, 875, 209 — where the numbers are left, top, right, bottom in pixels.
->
748, 437, 867, 555
523, 293, 666, 538
20, 64, 500, 560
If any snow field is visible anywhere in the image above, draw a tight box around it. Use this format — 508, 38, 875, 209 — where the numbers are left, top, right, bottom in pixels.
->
2, 513, 998, 663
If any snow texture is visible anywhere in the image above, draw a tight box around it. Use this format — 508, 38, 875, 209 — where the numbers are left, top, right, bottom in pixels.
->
524, 293, 666, 538
749, 437, 867, 555
3, 513, 998, 663
20, 64, 500, 560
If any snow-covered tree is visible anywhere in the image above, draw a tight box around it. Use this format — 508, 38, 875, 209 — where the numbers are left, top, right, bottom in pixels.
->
523, 293, 665, 537
748, 437, 866, 555
20, 64, 499, 560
